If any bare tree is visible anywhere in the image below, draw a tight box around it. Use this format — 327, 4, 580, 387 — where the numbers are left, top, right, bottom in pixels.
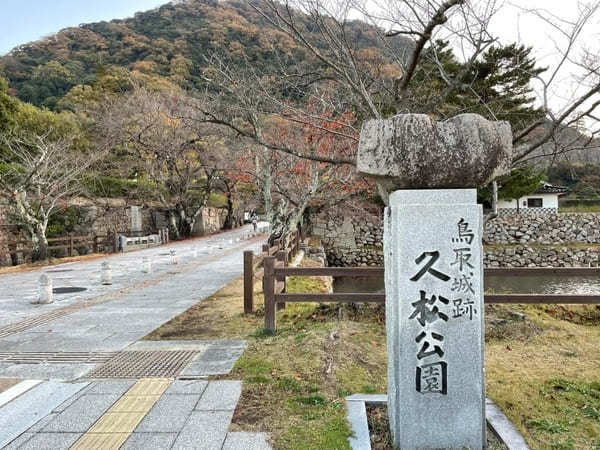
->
91, 85, 236, 239
194, 0, 600, 227
0, 133, 103, 260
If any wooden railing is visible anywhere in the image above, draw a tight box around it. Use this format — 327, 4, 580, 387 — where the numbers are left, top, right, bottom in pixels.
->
243, 230, 303, 315
262, 265, 600, 332
0, 227, 170, 263
0, 234, 113, 258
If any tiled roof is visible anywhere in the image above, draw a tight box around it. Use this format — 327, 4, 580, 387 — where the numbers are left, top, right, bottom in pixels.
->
534, 183, 569, 194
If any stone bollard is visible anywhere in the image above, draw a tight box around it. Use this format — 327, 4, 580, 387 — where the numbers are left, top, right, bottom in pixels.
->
37, 274, 53, 304
142, 256, 152, 274
170, 249, 178, 265
101, 262, 113, 285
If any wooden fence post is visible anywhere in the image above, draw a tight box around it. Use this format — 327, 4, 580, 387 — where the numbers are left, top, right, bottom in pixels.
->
262, 244, 269, 254
113, 231, 119, 253
69, 234, 74, 257
264, 256, 276, 333
93, 234, 99, 254
276, 250, 287, 311
244, 250, 254, 314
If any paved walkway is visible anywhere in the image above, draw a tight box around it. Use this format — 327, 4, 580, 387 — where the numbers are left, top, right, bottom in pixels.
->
2, 379, 270, 449
0, 226, 272, 449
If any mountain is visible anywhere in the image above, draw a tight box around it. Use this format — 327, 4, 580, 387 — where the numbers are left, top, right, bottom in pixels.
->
0, 0, 396, 110
523, 122, 600, 167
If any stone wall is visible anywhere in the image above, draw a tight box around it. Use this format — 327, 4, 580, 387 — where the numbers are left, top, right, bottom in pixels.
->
311, 206, 600, 268
65, 198, 156, 236
311, 206, 384, 266
0, 198, 228, 266
485, 245, 600, 267
484, 213, 600, 245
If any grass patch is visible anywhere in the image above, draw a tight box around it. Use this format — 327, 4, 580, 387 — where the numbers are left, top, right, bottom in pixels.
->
560, 205, 600, 213
147, 257, 600, 449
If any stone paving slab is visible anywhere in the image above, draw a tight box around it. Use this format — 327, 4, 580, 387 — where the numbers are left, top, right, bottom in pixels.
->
17, 432, 82, 450
164, 380, 208, 395
0, 363, 97, 380
195, 381, 242, 411
135, 394, 198, 433
42, 393, 121, 432
0, 380, 88, 448
223, 432, 273, 450
121, 432, 178, 450
171, 410, 235, 450
180, 342, 247, 378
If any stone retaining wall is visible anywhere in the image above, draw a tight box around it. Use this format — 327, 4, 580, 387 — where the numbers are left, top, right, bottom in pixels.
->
484, 213, 600, 245
485, 245, 600, 267
311, 206, 600, 268
311, 206, 383, 267
0, 199, 227, 266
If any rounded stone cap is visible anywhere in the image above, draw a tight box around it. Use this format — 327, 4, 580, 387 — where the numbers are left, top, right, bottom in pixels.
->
357, 113, 512, 190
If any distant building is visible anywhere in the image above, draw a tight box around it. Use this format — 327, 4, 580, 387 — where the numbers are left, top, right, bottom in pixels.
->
497, 183, 569, 215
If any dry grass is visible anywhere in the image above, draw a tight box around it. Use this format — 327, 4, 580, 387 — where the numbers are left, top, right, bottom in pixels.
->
486, 304, 600, 449
0, 379, 21, 394
147, 260, 600, 450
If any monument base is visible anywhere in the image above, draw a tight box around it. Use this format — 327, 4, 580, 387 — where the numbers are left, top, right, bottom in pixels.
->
345, 394, 530, 450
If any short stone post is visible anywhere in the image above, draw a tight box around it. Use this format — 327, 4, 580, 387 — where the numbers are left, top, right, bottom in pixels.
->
101, 262, 112, 285
38, 274, 53, 304
357, 113, 513, 449
170, 249, 178, 265
142, 256, 152, 274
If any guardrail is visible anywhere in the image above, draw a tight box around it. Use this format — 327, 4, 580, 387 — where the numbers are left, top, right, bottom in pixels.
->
262, 265, 600, 332
243, 230, 303, 315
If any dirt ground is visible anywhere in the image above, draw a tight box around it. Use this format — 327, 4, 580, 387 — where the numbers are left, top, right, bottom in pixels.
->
0, 379, 21, 394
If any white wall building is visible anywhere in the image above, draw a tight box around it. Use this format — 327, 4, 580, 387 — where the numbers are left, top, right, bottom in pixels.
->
497, 183, 569, 215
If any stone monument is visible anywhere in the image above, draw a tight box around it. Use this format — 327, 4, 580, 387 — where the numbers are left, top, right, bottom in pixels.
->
357, 113, 512, 449
129, 206, 142, 234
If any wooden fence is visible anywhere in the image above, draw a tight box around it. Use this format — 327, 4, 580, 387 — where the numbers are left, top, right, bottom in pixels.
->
0, 234, 113, 258
0, 227, 170, 262
243, 230, 303, 315
261, 264, 600, 332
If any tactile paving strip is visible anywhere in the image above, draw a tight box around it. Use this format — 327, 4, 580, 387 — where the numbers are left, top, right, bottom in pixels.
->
71, 378, 171, 449
0, 352, 117, 364
84, 351, 199, 379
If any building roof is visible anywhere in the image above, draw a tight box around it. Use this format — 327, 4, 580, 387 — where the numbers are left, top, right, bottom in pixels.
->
534, 183, 570, 195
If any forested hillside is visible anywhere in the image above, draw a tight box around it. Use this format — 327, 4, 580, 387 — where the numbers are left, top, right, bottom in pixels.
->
0, 0, 391, 109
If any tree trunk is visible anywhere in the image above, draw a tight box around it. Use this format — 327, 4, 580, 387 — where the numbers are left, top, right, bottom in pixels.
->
168, 211, 181, 240
30, 224, 48, 261
224, 193, 234, 230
